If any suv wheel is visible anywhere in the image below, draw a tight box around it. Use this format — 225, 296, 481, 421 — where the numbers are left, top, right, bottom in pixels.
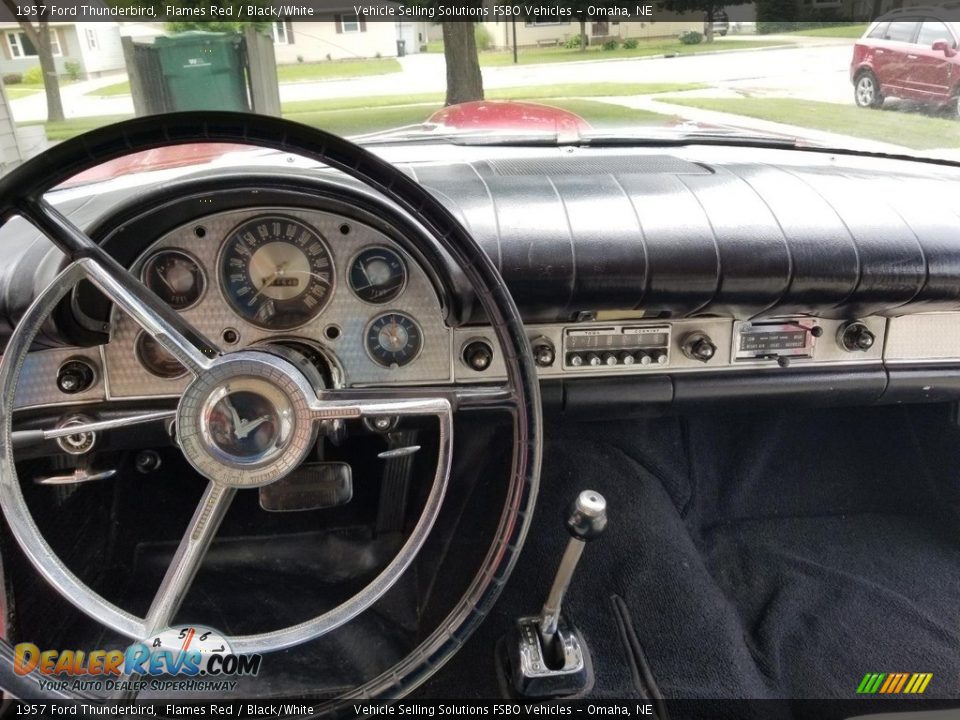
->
855, 72, 883, 108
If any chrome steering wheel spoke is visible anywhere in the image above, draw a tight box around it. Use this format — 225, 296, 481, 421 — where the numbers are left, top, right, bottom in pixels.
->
16, 197, 218, 376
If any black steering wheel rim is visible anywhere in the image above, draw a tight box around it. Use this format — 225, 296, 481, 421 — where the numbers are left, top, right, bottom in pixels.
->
0, 112, 542, 705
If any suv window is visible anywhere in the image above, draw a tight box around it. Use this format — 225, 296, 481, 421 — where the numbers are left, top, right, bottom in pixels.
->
917, 20, 955, 47
868, 22, 890, 39
885, 21, 920, 42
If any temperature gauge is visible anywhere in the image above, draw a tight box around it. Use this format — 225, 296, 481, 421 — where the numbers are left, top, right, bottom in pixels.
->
142, 250, 205, 310
349, 247, 407, 304
136, 332, 187, 379
365, 312, 423, 368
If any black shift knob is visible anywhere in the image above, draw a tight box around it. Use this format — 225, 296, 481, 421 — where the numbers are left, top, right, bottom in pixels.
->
565, 490, 607, 541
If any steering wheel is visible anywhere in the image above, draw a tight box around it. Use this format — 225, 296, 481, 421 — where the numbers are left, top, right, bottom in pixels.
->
0, 113, 542, 703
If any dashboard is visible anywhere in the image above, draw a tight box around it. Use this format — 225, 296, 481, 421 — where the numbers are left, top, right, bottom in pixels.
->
6, 143, 960, 414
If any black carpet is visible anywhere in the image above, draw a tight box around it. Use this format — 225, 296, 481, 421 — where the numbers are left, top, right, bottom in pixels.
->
420, 405, 960, 704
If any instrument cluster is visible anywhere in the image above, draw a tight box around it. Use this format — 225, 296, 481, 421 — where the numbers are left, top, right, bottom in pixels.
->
102, 207, 452, 399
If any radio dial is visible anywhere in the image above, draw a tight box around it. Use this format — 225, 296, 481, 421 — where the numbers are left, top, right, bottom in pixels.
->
620, 352, 636, 365
638, 352, 652, 366
602, 353, 618, 366
587, 353, 602, 367
569, 354, 584, 367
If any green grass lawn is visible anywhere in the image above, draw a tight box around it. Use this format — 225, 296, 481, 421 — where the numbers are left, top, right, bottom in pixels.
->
660, 97, 960, 150
87, 81, 130, 97
425, 40, 444, 53
479, 39, 790, 66
4, 87, 40, 100
780, 24, 867, 38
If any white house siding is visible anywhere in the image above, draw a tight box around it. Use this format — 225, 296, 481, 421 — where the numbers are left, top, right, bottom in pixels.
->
274, 20, 424, 62
481, 19, 703, 49
0, 22, 125, 79
0, 83, 23, 173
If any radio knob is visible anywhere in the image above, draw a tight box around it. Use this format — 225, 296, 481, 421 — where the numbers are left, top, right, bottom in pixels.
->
650, 350, 668, 365
586, 353, 602, 367
637, 351, 652, 366
838, 321, 875, 352
602, 352, 618, 366
620, 352, 636, 366
682, 332, 717, 363
569, 353, 584, 367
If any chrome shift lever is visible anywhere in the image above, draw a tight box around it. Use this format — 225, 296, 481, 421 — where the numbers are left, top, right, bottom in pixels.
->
539, 491, 607, 644
500, 490, 607, 697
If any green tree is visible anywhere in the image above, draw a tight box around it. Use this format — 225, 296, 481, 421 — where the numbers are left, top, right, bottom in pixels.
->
166, 19, 269, 34
1, 0, 64, 121
657, 0, 748, 42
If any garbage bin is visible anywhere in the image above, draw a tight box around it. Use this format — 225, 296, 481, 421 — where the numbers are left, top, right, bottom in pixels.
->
155, 31, 248, 112
396, 39, 406, 57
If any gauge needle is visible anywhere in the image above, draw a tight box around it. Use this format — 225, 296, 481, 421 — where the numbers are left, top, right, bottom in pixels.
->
155, 267, 177, 293
359, 261, 373, 286
235, 416, 270, 439
251, 263, 288, 302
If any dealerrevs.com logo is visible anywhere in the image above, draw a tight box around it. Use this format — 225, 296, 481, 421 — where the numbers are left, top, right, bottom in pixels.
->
13, 626, 262, 693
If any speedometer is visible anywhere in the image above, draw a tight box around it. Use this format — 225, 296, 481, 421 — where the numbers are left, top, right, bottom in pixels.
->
219, 216, 334, 330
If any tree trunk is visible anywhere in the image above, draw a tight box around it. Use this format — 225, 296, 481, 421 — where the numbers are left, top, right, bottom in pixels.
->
442, 22, 483, 106
704, 7, 715, 43
34, 24, 64, 122
579, 19, 587, 50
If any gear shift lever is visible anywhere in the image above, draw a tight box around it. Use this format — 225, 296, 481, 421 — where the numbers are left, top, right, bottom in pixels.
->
499, 490, 607, 697
539, 491, 607, 653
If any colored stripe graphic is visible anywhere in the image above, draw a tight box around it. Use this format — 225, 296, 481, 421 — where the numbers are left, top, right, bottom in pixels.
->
857, 672, 932, 694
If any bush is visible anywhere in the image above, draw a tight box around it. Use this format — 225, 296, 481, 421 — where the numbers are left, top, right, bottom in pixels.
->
474, 24, 493, 51
64, 60, 81, 81
564, 34, 586, 49
679, 30, 703, 45
602, 39, 619, 51
296, 54, 304, 63
2, 73, 22, 85
23, 66, 43, 85
623, 38, 638, 49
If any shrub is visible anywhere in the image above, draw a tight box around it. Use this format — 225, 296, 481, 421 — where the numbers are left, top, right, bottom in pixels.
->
602, 39, 619, 51
679, 30, 703, 45
64, 60, 82, 81
564, 34, 586, 49
23, 66, 43, 84
2, 73, 22, 85
375, 51, 382, 58
623, 38, 638, 49
474, 24, 493, 51
296, 54, 304, 63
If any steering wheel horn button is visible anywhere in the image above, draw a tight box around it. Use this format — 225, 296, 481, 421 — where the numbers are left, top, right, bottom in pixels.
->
176, 351, 318, 488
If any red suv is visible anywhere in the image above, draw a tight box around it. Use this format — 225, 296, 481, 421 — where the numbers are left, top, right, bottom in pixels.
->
851, 9, 960, 115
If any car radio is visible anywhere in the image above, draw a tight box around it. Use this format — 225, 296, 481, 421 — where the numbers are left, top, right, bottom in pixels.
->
563, 325, 671, 369
733, 319, 819, 362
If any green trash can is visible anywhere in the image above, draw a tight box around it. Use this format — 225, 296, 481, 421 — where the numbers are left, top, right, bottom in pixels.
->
155, 31, 248, 112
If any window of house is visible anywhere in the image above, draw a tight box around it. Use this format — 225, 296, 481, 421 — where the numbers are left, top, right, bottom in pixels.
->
6, 30, 62, 59
917, 20, 955, 47
272, 21, 290, 45
524, 18, 569, 27
85, 28, 98, 50
340, 13, 362, 33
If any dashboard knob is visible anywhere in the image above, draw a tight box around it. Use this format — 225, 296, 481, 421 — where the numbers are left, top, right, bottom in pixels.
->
462, 340, 494, 371
57, 358, 96, 395
619, 351, 636, 365
650, 350, 668, 365
838, 321, 875, 352
569, 353, 584, 367
682, 332, 718, 363
531, 338, 556, 368
586, 353, 602, 367
602, 352, 618, 366
638, 351, 652, 366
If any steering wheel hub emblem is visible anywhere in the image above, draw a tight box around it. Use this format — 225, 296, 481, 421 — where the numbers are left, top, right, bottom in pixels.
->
177, 352, 318, 488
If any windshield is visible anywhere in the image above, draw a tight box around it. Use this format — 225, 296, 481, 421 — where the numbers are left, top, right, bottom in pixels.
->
1, 3, 959, 181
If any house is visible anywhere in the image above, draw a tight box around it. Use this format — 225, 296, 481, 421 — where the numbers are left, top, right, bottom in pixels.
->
0, 22, 125, 79
269, 17, 430, 63
476, 17, 704, 49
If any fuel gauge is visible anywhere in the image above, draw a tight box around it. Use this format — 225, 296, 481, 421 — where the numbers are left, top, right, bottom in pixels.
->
142, 250, 205, 310
349, 247, 406, 304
